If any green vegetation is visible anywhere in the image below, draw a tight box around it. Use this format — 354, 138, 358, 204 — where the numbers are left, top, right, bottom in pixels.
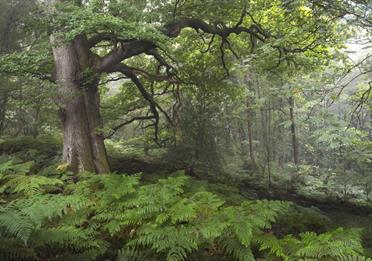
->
0, 155, 370, 261
0, 0, 371, 260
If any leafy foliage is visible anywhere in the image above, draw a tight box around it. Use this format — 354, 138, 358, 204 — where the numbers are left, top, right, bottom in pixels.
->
257, 228, 366, 261
0, 158, 370, 260
0, 0, 370, 259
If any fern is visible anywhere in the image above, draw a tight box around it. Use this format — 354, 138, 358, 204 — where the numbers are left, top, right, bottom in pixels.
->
0, 238, 37, 261
219, 235, 255, 261
30, 226, 104, 251
116, 247, 150, 261
338, 255, 372, 261
0, 194, 89, 243
0, 160, 16, 174
255, 227, 368, 261
298, 228, 364, 259
0, 159, 369, 261
0, 159, 63, 197
0, 160, 34, 175
255, 233, 292, 260
0, 175, 63, 196
0, 169, 294, 261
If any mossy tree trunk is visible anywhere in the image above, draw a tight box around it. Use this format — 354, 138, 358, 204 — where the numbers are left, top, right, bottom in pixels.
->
51, 34, 110, 173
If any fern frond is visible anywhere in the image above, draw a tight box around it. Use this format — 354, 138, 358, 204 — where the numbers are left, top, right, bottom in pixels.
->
338, 255, 372, 261
116, 247, 150, 261
0, 160, 34, 175
219, 235, 255, 261
1, 175, 63, 196
0, 194, 89, 243
166, 247, 188, 261
296, 228, 364, 259
254, 233, 292, 260
30, 226, 104, 251
0, 238, 37, 261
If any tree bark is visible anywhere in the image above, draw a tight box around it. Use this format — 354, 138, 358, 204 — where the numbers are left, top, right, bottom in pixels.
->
289, 96, 299, 165
51, 34, 110, 173
0, 2, 15, 135
0, 91, 7, 135
83, 83, 110, 173
246, 98, 255, 164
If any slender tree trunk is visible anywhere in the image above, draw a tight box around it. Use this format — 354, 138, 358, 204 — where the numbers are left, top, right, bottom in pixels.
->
0, 91, 7, 134
254, 74, 271, 188
238, 123, 246, 156
246, 99, 255, 164
51, 34, 110, 173
0, 4, 14, 135
266, 101, 272, 190
28, 101, 41, 138
289, 96, 299, 165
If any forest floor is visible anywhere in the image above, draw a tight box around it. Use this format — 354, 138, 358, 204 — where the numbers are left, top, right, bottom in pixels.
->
244, 184, 372, 219
1, 137, 371, 255
110, 155, 372, 219
111, 154, 372, 252
295, 198, 372, 254
111, 153, 372, 228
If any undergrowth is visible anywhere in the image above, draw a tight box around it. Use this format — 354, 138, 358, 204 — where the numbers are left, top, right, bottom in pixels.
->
0, 156, 370, 261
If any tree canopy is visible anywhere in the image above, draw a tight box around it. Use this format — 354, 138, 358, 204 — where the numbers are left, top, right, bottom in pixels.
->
0, 0, 371, 260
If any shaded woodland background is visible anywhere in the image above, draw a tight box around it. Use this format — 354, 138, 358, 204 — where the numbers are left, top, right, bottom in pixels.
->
0, 0, 371, 260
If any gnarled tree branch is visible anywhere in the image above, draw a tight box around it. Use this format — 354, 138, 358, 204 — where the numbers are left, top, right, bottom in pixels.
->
107, 63, 176, 142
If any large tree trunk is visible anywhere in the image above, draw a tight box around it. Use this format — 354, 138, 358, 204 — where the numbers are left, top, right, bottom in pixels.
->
84, 84, 111, 173
51, 35, 110, 173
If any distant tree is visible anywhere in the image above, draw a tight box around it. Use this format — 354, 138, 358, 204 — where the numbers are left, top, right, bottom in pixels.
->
0, 0, 37, 134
